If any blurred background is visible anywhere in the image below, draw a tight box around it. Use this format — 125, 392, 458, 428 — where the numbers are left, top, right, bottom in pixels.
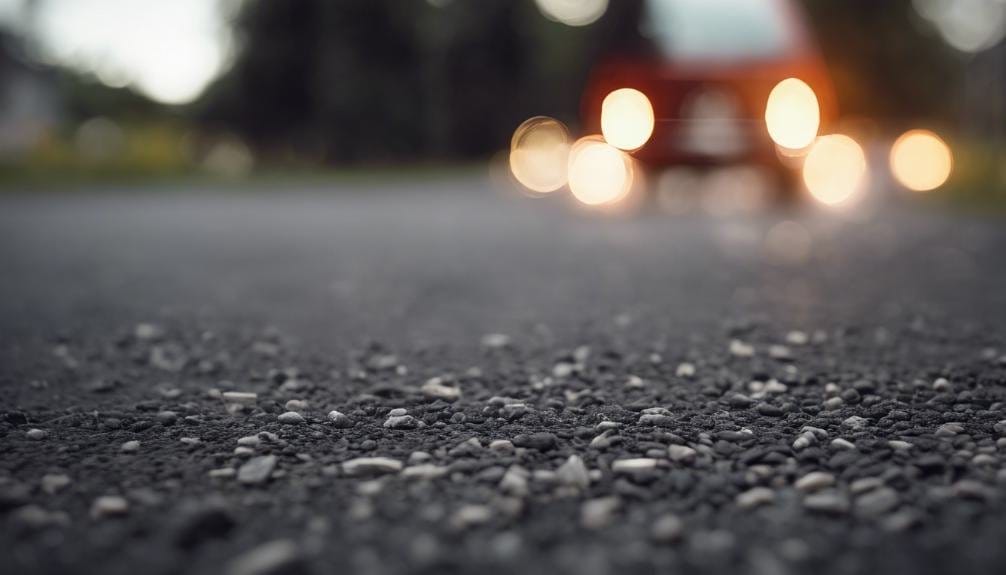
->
0, 0, 1002, 203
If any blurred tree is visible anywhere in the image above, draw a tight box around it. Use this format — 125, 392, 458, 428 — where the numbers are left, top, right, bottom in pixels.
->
801, 0, 961, 124
197, 0, 982, 165
200, 0, 551, 163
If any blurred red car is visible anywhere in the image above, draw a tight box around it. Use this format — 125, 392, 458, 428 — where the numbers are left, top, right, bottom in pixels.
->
581, 0, 836, 172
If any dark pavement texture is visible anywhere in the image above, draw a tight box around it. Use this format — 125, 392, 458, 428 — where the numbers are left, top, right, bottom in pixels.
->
2, 179, 1006, 575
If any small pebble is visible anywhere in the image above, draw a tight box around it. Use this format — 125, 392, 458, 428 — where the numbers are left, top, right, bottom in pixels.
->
581, 497, 620, 529
90, 495, 129, 519
384, 414, 420, 429
668, 444, 697, 464
489, 439, 515, 452
26, 428, 47, 441
226, 539, 303, 575
556, 455, 590, 490
795, 472, 835, 492
277, 412, 305, 425
40, 474, 71, 495
420, 377, 461, 401
481, 333, 511, 349
342, 457, 403, 476
612, 459, 659, 473
855, 487, 899, 517
238, 455, 277, 484
327, 410, 353, 428
222, 392, 257, 405
831, 438, 856, 450
803, 491, 849, 514
651, 514, 684, 542
736, 487, 775, 509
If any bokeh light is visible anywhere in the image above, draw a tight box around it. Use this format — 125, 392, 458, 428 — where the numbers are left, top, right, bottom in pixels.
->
802, 134, 868, 206
567, 136, 633, 206
601, 88, 655, 151
535, 0, 609, 27
509, 116, 571, 193
913, 0, 1006, 53
765, 78, 820, 150
890, 129, 953, 192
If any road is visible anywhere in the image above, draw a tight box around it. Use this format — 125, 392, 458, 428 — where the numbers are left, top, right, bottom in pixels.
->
2, 177, 1006, 575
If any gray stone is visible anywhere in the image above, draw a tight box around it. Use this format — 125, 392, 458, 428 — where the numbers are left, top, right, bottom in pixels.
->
327, 410, 353, 428
651, 514, 684, 542
854, 487, 899, 517
556, 455, 590, 490
90, 495, 129, 519
736, 487, 775, 509
277, 411, 305, 425
342, 457, 403, 476
40, 474, 71, 495
226, 539, 304, 575
803, 491, 849, 514
420, 377, 460, 401
795, 472, 835, 492
581, 497, 620, 529
26, 428, 47, 441
238, 455, 277, 484
384, 414, 420, 429
668, 444, 697, 464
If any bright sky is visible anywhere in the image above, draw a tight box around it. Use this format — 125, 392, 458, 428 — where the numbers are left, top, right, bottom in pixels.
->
0, 0, 235, 105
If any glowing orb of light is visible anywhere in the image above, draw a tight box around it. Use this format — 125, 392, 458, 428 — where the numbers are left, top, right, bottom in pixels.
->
567, 136, 634, 206
765, 78, 820, 150
535, 0, 609, 27
890, 129, 953, 192
802, 134, 868, 206
601, 88, 655, 151
509, 116, 571, 193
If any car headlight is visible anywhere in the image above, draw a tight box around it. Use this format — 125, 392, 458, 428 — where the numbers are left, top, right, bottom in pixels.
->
601, 88, 655, 151
765, 78, 820, 150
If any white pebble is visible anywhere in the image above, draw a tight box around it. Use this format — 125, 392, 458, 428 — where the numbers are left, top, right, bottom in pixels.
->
612, 458, 659, 473
786, 331, 809, 345
226, 539, 300, 575
668, 444, 697, 464
90, 495, 129, 519
121, 440, 141, 453
736, 487, 774, 509
489, 439, 515, 452
41, 474, 71, 495
209, 468, 236, 478
420, 377, 461, 400
401, 464, 449, 480
237, 435, 261, 447
729, 340, 755, 357
795, 472, 835, 492
831, 438, 856, 450
481, 333, 511, 348
342, 457, 403, 476
556, 455, 590, 490
277, 411, 305, 425
676, 362, 696, 377
26, 428, 47, 441
238, 455, 277, 484
222, 391, 258, 404
842, 416, 868, 430
932, 377, 952, 391
581, 497, 620, 529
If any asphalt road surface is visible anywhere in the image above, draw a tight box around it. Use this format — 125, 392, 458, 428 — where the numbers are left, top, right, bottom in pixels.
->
2, 177, 1006, 575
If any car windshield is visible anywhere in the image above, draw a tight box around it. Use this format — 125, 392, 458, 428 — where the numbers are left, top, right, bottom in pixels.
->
643, 0, 796, 59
